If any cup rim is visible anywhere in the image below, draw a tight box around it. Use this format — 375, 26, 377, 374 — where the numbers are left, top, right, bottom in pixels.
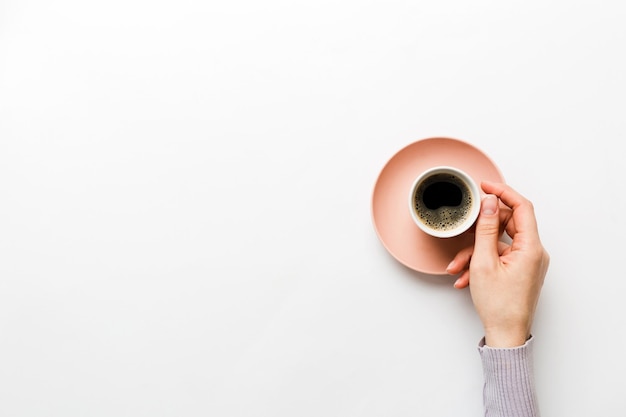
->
408, 165, 481, 238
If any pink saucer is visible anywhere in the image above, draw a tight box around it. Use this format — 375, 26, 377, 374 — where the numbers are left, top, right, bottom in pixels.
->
371, 137, 505, 275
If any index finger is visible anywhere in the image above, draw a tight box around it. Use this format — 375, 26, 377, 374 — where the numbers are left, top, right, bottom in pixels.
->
481, 181, 541, 243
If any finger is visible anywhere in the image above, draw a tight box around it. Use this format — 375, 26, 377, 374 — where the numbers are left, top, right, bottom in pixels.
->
447, 239, 510, 274
471, 202, 511, 236
453, 269, 470, 289
497, 241, 512, 256
504, 217, 517, 240
472, 194, 501, 270
446, 246, 474, 275
499, 204, 513, 234
481, 181, 540, 243
453, 241, 512, 288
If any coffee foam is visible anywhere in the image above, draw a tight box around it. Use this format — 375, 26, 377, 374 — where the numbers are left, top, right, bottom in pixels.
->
413, 174, 473, 231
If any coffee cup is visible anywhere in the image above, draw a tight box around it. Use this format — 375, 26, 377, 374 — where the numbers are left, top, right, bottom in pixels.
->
408, 166, 481, 238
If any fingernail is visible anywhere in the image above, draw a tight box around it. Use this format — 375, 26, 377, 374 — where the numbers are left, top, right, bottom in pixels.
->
453, 278, 462, 288
446, 260, 455, 272
482, 195, 497, 215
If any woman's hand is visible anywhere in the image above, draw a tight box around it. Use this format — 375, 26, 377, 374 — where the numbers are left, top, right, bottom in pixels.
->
446, 182, 550, 348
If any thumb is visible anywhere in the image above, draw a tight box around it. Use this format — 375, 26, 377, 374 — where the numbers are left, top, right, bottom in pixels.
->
473, 194, 501, 268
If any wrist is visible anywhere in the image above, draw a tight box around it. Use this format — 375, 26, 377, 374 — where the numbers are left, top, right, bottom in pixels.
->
484, 326, 530, 348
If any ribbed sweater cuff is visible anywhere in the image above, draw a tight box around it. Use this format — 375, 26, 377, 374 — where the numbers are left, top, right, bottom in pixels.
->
478, 336, 539, 417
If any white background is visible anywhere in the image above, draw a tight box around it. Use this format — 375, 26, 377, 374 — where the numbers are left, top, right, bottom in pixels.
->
1, 1, 625, 416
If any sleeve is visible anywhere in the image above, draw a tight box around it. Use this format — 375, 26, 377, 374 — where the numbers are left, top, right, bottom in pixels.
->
478, 336, 540, 417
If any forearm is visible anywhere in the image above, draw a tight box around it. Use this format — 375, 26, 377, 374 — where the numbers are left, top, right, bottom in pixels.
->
478, 336, 540, 417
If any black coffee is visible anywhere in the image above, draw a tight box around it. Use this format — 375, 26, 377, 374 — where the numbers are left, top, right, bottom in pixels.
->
413, 173, 472, 231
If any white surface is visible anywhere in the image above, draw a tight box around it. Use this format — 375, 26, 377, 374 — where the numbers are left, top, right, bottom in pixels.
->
1, 1, 625, 416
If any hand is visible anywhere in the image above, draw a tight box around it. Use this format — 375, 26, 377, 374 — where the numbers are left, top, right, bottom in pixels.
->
446, 181, 550, 348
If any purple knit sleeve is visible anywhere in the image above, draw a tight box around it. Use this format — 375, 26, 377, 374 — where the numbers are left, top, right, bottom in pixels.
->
478, 336, 540, 417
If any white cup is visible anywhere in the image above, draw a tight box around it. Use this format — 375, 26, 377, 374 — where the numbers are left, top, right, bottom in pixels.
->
408, 166, 481, 238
